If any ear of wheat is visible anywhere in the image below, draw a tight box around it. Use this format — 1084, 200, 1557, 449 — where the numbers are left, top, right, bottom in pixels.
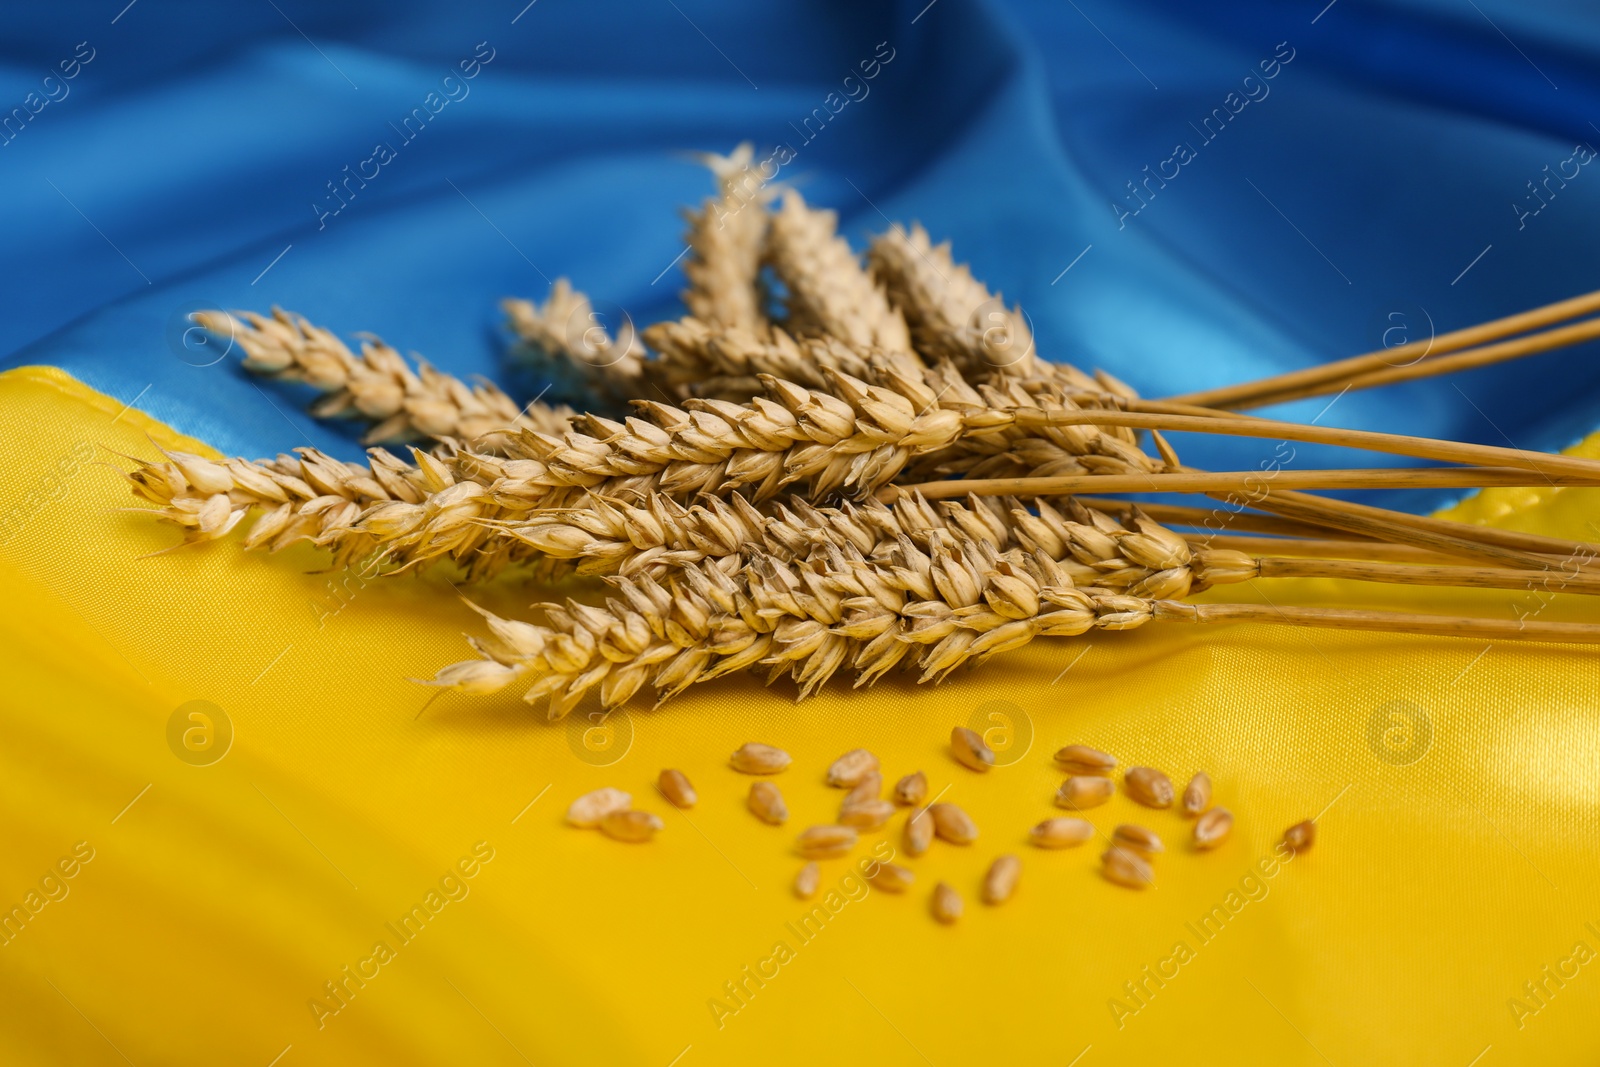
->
128, 151, 1600, 717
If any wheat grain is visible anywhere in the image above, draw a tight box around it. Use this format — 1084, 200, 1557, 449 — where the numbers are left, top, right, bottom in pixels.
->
1056, 776, 1114, 810
893, 772, 928, 807
658, 769, 697, 809
796, 825, 857, 859
1194, 808, 1233, 849
903, 807, 934, 857
1283, 819, 1316, 853
929, 802, 978, 845
730, 743, 791, 774
843, 772, 883, 807
950, 726, 996, 772
1054, 744, 1116, 777
826, 748, 880, 788
1101, 846, 1154, 889
748, 781, 788, 825
566, 787, 631, 828
981, 854, 1022, 904
1111, 824, 1164, 859
600, 809, 664, 842
930, 882, 963, 924
1181, 772, 1212, 817
869, 863, 916, 894
838, 797, 895, 831
1029, 817, 1094, 849
794, 861, 821, 899
1124, 767, 1175, 809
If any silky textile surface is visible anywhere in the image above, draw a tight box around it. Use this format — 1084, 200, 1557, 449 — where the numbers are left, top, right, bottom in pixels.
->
2, 0, 1600, 1063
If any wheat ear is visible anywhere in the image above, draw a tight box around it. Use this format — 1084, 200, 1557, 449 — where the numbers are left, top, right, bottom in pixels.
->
199, 308, 576, 444
502, 278, 651, 405
680, 143, 773, 340
766, 189, 912, 352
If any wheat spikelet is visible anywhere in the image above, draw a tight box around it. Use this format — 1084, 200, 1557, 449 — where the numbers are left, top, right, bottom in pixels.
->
199, 308, 576, 444
767, 189, 912, 352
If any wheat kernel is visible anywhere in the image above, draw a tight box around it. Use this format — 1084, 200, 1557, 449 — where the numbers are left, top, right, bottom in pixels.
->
839, 797, 895, 830
1056, 775, 1114, 810
950, 726, 996, 772
1029, 817, 1094, 849
903, 807, 934, 857
1101, 846, 1154, 889
599, 809, 663, 842
796, 825, 858, 859
566, 787, 632, 828
843, 771, 883, 807
1194, 807, 1233, 849
748, 781, 789, 825
1283, 819, 1316, 853
1181, 772, 1212, 816
658, 769, 697, 809
1054, 744, 1116, 776
893, 771, 928, 806
1111, 824, 1164, 859
1124, 767, 1175, 809
826, 748, 879, 787
794, 862, 820, 899
870, 863, 916, 894
931, 882, 963, 924
730, 742, 792, 775
929, 802, 978, 845
981, 854, 1022, 904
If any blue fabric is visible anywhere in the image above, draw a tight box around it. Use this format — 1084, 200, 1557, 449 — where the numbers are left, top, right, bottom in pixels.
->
3, 0, 1598, 513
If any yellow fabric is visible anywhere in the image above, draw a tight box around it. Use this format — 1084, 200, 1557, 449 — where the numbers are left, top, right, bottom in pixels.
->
2, 364, 1597, 1065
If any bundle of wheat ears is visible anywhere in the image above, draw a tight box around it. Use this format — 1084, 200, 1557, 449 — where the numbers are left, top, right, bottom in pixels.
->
126, 145, 1600, 717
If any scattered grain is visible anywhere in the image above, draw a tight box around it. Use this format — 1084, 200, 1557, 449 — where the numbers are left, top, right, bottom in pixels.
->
731, 742, 792, 775
1054, 744, 1116, 777
981, 854, 1022, 905
1056, 775, 1114, 810
827, 748, 880, 787
870, 863, 916, 894
839, 797, 895, 831
903, 807, 934, 857
1194, 807, 1233, 850
748, 781, 789, 825
600, 810, 663, 842
797, 825, 858, 859
658, 769, 697, 809
567, 787, 631, 828
1101, 846, 1154, 889
794, 862, 820, 899
931, 882, 963, 924
1283, 819, 1316, 853
1181, 772, 1212, 817
951, 726, 996, 772
929, 802, 978, 845
1111, 824, 1164, 859
893, 771, 928, 806
1029, 817, 1094, 849
1124, 766, 1175, 809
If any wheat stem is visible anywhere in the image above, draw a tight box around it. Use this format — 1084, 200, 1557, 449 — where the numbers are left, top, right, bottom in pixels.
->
1250, 556, 1600, 594
1153, 600, 1600, 643
1167, 287, 1600, 409
1023, 409, 1600, 481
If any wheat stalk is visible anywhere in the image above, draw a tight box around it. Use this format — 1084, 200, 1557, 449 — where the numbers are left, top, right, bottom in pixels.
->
199, 308, 576, 444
